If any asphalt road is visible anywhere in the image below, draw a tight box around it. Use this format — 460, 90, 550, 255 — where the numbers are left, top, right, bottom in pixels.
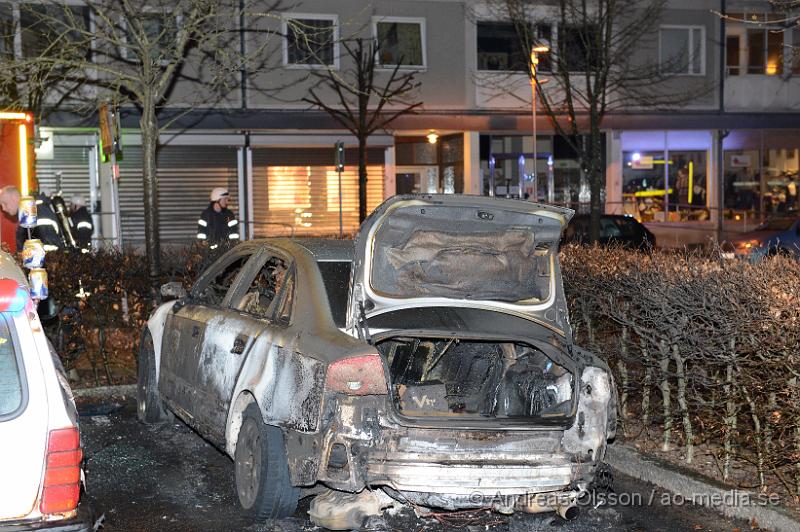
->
79, 398, 752, 532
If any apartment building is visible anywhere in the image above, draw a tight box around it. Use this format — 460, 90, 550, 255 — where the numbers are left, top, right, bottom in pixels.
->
15, 0, 800, 246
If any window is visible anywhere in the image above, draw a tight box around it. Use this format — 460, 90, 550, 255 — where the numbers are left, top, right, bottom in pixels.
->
725, 13, 786, 75
477, 21, 551, 72
0, 3, 12, 57
659, 26, 705, 75
20, 4, 89, 58
373, 17, 425, 68
140, 11, 178, 56
193, 254, 250, 306
283, 14, 337, 67
793, 29, 800, 74
234, 256, 291, 322
558, 25, 599, 72
0, 316, 25, 419
317, 261, 352, 327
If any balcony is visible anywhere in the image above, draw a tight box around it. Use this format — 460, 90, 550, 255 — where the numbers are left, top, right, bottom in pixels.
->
724, 74, 800, 112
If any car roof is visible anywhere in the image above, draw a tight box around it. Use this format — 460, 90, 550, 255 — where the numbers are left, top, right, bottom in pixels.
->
292, 238, 354, 261
241, 238, 354, 262
0, 251, 29, 286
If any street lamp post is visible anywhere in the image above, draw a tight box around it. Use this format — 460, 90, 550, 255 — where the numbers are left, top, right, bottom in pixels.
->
530, 45, 549, 202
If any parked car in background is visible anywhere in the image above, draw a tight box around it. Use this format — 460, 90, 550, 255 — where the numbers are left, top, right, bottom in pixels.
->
0, 253, 93, 532
724, 216, 800, 260
139, 195, 617, 530
562, 214, 655, 249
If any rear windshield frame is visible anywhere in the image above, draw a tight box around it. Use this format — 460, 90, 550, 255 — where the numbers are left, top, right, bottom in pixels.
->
0, 313, 28, 423
316, 260, 352, 327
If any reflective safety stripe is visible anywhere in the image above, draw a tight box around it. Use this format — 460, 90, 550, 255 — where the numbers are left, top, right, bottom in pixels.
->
43, 245, 59, 252
76, 221, 93, 230
227, 219, 238, 227
196, 233, 207, 239
228, 233, 240, 239
197, 219, 208, 227
80, 248, 90, 254
36, 218, 60, 233
35, 199, 43, 205
210, 244, 218, 250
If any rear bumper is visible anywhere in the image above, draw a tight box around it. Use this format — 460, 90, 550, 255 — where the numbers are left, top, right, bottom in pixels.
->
0, 503, 94, 532
366, 460, 588, 495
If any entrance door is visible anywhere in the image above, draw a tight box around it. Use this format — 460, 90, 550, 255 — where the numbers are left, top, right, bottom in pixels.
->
395, 166, 439, 194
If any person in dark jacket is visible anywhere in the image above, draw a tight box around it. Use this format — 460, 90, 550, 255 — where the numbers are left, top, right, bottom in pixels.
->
197, 187, 240, 250
0, 186, 64, 251
69, 194, 94, 253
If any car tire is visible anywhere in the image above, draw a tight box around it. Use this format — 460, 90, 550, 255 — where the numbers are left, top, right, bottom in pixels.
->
234, 403, 300, 519
137, 329, 170, 424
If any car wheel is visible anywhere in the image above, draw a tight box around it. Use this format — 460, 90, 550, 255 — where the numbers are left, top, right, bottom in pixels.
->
137, 329, 170, 423
234, 403, 300, 519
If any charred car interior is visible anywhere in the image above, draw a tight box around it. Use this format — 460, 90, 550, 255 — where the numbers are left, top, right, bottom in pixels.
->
379, 337, 573, 419
140, 195, 617, 531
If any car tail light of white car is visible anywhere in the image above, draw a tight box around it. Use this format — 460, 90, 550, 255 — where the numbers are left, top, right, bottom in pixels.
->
40, 427, 82, 515
325, 354, 388, 396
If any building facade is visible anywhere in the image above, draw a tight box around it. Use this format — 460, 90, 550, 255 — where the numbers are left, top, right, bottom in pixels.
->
13, 0, 800, 247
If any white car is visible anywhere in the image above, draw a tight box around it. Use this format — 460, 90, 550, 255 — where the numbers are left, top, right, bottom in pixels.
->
0, 253, 93, 531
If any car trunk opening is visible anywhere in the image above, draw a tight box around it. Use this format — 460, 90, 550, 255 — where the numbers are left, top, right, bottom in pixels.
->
375, 335, 574, 421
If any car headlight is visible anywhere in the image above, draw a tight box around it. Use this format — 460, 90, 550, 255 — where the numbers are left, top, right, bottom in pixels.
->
735, 239, 762, 251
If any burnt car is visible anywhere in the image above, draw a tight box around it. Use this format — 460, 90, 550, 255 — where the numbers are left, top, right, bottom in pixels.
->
563, 214, 655, 250
138, 195, 617, 529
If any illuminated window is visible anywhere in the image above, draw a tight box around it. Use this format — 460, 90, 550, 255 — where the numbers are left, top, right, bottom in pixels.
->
725, 13, 785, 75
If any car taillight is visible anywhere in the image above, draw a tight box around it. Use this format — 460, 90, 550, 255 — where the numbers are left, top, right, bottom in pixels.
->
40, 427, 82, 514
325, 354, 388, 395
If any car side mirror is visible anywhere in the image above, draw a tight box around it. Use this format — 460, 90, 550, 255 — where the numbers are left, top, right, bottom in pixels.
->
160, 282, 187, 301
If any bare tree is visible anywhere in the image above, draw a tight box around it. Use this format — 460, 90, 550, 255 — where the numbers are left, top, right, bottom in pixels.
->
481, 0, 709, 241
1, 0, 282, 290
302, 37, 422, 222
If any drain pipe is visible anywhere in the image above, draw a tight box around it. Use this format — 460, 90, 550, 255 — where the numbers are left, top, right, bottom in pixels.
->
716, 0, 726, 243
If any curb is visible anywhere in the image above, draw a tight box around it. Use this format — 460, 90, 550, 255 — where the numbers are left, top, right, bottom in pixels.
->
607, 443, 800, 532
73, 384, 136, 399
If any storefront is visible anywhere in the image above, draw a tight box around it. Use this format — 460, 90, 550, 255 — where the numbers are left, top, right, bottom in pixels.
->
618, 130, 712, 223
723, 130, 800, 217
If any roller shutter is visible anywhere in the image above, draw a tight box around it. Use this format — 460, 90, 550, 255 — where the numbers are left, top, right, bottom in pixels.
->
118, 146, 239, 244
34, 146, 93, 206
251, 147, 384, 237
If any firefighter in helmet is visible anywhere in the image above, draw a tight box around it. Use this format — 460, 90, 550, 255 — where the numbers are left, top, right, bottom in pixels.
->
197, 187, 239, 250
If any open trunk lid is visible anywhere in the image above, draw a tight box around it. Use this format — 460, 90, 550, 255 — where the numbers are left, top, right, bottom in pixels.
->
348, 195, 574, 335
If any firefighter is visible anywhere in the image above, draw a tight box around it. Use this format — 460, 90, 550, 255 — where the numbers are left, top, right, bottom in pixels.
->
197, 187, 239, 250
69, 194, 94, 253
0, 186, 64, 252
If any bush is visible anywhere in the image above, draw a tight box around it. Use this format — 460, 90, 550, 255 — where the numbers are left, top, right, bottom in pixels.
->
561, 244, 800, 500
40, 243, 211, 386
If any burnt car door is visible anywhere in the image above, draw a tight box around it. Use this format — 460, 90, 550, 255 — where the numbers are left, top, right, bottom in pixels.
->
160, 248, 255, 426
195, 249, 295, 445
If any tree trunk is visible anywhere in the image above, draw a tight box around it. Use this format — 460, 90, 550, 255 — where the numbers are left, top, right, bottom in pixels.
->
659, 340, 671, 452
640, 338, 652, 428
672, 343, 693, 463
723, 356, 737, 481
140, 94, 161, 293
358, 136, 368, 223
588, 116, 604, 242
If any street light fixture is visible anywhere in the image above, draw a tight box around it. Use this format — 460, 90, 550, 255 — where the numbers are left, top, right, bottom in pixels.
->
530, 44, 549, 202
